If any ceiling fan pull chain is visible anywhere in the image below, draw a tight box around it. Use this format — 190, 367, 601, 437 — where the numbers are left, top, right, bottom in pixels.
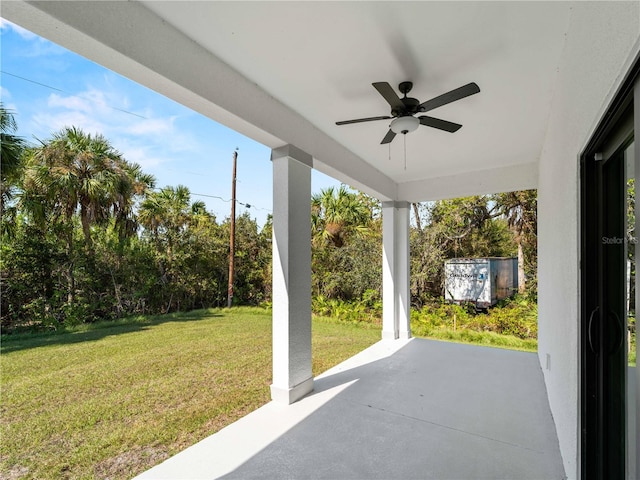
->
403, 134, 407, 170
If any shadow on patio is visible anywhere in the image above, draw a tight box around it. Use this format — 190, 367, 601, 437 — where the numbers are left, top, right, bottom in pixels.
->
137, 338, 565, 480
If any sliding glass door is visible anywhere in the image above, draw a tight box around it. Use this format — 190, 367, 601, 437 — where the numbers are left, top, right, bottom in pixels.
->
580, 68, 639, 480
581, 132, 629, 479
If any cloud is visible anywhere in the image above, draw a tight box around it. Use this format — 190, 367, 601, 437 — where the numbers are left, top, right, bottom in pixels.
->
0, 18, 37, 40
35, 86, 189, 171
48, 93, 94, 114
1, 19, 66, 58
116, 144, 165, 169
0, 86, 12, 102
2, 23, 278, 221
31, 106, 173, 171
31, 110, 107, 138
41, 88, 144, 134
128, 116, 176, 136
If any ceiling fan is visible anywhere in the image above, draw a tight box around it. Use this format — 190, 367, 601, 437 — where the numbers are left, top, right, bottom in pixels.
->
336, 81, 480, 144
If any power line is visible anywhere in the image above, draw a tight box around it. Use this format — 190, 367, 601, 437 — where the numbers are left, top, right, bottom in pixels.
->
2, 70, 65, 92
189, 192, 232, 203
0, 70, 148, 119
190, 191, 271, 212
2, 70, 273, 213
150, 187, 271, 213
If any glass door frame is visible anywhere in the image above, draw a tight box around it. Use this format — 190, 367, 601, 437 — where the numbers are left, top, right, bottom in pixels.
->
579, 53, 640, 480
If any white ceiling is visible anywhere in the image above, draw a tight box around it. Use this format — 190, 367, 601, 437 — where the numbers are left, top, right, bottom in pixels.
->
3, 1, 573, 201
141, 1, 569, 182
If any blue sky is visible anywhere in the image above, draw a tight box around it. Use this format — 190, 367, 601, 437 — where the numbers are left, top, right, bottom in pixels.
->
0, 18, 340, 226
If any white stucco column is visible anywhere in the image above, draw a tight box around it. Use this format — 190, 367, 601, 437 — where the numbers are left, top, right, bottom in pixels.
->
270, 145, 313, 404
382, 201, 411, 340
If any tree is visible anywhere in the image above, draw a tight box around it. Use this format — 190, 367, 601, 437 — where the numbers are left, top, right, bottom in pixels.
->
0, 104, 26, 217
220, 212, 272, 305
412, 203, 423, 231
139, 185, 219, 312
311, 185, 372, 248
138, 185, 201, 251
310, 188, 381, 300
410, 222, 446, 305
1, 219, 65, 330
312, 212, 382, 300
493, 190, 537, 293
429, 196, 506, 257
23, 127, 154, 249
21, 126, 154, 303
409, 197, 515, 302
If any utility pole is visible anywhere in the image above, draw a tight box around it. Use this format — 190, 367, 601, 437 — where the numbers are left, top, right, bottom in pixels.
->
227, 149, 237, 308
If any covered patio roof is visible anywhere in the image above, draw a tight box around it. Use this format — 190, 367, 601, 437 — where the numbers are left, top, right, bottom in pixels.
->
3, 1, 568, 200
5, 3, 639, 478
135, 339, 565, 479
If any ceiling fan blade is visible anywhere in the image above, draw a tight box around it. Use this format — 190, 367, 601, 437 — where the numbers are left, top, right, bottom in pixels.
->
372, 82, 404, 110
336, 116, 392, 126
381, 129, 396, 144
419, 116, 462, 133
419, 82, 480, 113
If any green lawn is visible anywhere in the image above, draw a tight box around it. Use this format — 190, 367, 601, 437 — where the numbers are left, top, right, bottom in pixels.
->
413, 326, 538, 352
4, 307, 630, 479
0, 308, 379, 480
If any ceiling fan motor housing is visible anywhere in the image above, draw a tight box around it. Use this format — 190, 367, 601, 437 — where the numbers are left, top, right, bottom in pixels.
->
393, 97, 421, 117
335, 80, 479, 144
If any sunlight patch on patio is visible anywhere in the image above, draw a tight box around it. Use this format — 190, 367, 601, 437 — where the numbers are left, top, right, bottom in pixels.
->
136, 338, 565, 480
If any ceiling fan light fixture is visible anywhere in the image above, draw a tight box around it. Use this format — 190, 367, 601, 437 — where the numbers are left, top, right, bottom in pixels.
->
390, 116, 419, 134
335, 81, 479, 144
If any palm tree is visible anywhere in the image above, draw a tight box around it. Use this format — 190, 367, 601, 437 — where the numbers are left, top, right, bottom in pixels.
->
138, 185, 205, 244
21, 126, 154, 302
23, 126, 154, 250
311, 185, 371, 247
494, 190, 537, 293
138, 185, 211, 311
138, 185, 214, 264
0, 104, 26, 216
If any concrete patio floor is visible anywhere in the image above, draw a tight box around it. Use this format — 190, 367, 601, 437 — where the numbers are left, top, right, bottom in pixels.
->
136, 338, 566, 480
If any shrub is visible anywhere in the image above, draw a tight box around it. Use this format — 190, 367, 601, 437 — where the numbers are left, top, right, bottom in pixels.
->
409, 296, 537, 341
486, 296, 537, 339
311, 296, 381, 328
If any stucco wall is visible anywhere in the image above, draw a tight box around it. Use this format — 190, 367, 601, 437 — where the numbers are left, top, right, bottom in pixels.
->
537, 3, 639, 478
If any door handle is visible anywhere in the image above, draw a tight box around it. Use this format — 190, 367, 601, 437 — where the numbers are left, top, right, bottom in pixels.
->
588, 306, 599, 354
